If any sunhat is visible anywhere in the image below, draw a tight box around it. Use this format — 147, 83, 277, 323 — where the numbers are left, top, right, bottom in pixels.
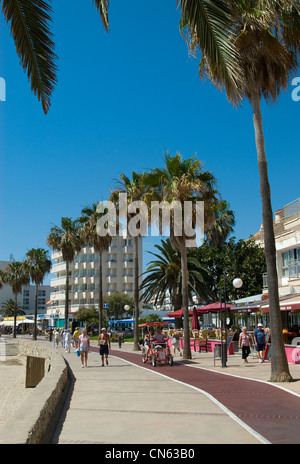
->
258, 323, 263, 327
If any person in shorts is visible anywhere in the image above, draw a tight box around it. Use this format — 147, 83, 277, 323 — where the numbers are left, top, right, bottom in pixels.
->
254, 323, 266, 363
73, 327, 82, 348
78, 328, 90, 368
98, 327, 111, 366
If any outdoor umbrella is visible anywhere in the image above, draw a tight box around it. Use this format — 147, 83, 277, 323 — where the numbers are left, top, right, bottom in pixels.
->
198, 302, 233, 313
166, 309, 194, 318
192, 307, 200, 330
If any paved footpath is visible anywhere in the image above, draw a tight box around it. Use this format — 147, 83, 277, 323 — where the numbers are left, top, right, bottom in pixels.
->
52, 342, 300, 445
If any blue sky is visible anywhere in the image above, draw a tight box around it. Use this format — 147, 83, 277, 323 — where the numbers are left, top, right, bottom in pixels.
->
0, 0, 299, 285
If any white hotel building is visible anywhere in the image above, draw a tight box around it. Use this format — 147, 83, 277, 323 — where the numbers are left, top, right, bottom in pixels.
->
253, 198, 300, 297
48, 236, 142, 318
251, 198, 300, 327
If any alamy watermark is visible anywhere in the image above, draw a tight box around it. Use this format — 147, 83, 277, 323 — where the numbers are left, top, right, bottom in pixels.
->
0, 77, 6, 101
96, 194, 205, 247
291, 77, 300, 101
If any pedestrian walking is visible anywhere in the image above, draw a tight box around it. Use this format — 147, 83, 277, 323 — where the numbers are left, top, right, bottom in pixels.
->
65, 329, 72, 352
171, 330, 182, 357
53, 329, 60, 349
78, 328, 90, 368
62, 330, 67, 349
98, 327, 111, 366
254, 323, 266, 363
238, 327, 252, 363
73, 327, 81, 348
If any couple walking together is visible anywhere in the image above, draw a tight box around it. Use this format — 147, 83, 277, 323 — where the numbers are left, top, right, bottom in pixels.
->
77, 327, 111, 368
238, 323, 267, 363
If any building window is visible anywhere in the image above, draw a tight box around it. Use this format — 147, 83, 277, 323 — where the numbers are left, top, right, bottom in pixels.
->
282, 248, 300, 278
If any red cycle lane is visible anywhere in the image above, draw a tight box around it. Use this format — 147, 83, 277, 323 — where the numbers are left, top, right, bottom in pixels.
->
90, 346, 300, 445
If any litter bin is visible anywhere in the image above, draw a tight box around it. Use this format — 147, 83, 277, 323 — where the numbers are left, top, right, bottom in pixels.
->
214, 343, 222, 366
118, 333, 123, 348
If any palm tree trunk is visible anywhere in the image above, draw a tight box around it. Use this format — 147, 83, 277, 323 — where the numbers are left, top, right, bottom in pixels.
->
251, 92, 292, 382
173, 291, 183, 329
33, 283, 38, 340
13, 293, 17, 338
133, 236, 140, 351
65, 261, 70, 330
180, 243, 192, 359
98, 251, 103, 331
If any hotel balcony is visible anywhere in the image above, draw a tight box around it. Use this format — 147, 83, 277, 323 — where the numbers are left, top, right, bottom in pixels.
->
123, 245, 133, 254
50, 290, 65, 301
51, 276, 66, 287
107, 260, 118, 268
123, 261, 133, 269
51, 251, 62, 260
51, 261, 66, 274
108, 244, 118, 253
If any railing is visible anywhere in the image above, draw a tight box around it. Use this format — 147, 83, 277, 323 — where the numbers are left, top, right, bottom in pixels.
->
259, 198, 300, 240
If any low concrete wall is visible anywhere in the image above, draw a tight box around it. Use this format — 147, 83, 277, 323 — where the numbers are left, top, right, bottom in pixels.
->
0, 339, 69, 444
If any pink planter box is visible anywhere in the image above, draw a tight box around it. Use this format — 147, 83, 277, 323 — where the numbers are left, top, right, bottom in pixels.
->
167, 338, 234, 354
285, 345, 300, 364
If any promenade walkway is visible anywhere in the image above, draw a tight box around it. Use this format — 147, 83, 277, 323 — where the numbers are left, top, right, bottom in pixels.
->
51, 341, 300, 445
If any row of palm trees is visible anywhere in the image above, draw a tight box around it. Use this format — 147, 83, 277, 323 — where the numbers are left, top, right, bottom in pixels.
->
0, 249, 51, 339
46, 152, 233, 359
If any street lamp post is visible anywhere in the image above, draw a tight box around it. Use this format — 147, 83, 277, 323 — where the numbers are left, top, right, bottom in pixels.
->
122, 305, 131, 348
221, 273, 243, 368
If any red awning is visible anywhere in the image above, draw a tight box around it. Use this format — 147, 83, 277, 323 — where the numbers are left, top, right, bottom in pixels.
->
230, 305, 261, 314
261, 295, 300, 313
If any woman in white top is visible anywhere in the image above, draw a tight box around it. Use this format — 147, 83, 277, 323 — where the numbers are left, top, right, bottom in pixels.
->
78, 328, 90, 368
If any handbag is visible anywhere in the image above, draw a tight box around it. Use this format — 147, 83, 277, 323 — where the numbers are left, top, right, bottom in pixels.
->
76, 348, 80, 357
171, 337, 177, 346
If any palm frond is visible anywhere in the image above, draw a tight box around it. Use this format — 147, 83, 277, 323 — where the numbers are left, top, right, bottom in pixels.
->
1, 0, 58, 114
178, 0, 243, 105
93, 0, 109, 32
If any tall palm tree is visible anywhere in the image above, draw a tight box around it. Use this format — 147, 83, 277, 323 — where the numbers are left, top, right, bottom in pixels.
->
47, 217, 83, 330
79, 202, 112, 331
147, 152, 218, 359
110, 172, 149, 351
206, 199, 235, 248
181, 0, 299, 381
26, 248, 51, 340
1, 0, 109, 114
5, 261, 30, 337
141, 238, 213, 328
